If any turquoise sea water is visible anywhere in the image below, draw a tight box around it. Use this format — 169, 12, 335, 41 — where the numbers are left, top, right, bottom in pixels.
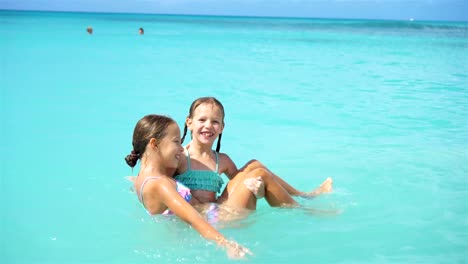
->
1, 10, 467, 263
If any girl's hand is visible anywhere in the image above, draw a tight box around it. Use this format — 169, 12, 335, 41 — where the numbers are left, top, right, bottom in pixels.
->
243, 176, 265, 199
217, 237, 253, 259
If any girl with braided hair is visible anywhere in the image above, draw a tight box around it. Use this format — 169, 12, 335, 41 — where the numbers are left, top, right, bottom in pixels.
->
175, 97, 333, 206
125, 114, 251, 259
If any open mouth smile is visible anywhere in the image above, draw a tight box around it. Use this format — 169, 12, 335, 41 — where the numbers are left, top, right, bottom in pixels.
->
200, 131, 214, 137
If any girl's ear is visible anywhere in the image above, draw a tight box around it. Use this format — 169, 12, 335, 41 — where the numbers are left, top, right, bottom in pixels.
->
220, 122, 225, 133
185, 117, 192, 128
149, 138, 158, 149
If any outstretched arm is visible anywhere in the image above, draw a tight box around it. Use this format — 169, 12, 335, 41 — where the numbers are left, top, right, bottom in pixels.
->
150, 178, 251, 259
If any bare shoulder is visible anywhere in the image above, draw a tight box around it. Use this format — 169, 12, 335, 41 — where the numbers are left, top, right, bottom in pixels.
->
218, 152, 235, 165
139, 177, 177, 214
141, 177, 176, 196
155, 177, 176, 188
218, 152, 237, 177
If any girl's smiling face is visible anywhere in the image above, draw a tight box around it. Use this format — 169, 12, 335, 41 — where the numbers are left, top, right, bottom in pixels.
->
187, 103, 224, 146
156, 122, 184, 168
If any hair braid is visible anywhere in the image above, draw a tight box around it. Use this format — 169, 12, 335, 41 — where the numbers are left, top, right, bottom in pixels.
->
181, 124, 188, 144
124, 150, 140, 168
216, 133, 222, 152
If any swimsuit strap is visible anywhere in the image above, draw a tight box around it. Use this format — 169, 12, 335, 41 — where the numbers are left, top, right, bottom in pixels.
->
138, 177, 161, 205
185, 148, 191, 170
185, 147, 219, 173
214, 151, 219, 174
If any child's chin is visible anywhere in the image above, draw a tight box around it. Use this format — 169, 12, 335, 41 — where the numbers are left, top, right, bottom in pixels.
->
200, 138, 215, 144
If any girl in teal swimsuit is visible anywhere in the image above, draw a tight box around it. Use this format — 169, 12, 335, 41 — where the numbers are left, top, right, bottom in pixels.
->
175, 97, 333, 209
125, 114, 251, 259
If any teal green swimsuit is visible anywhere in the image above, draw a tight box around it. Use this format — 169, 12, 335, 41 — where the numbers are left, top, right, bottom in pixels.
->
175, 149, 224, 193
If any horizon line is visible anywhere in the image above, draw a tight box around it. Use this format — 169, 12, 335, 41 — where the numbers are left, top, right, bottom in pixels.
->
1, 8, 467, 23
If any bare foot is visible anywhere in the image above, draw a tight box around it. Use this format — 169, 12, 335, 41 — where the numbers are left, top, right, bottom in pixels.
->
317, 177, 333, 193
302, 177, 333, 198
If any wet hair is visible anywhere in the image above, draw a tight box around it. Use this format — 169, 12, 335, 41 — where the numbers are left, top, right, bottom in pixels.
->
139, 27, 144, 34
181, 97, 225, 152
125, 114, 175, 168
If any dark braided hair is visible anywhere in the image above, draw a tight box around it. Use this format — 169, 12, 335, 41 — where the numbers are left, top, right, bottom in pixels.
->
215, 133, 222, 152
181, 123, 189, 145
181, 97, 225, 152
124, 150, 140, 168
125, 114, 176, 168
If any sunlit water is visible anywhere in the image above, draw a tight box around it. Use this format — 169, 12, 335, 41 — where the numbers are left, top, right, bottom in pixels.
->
2, 10, 467, 263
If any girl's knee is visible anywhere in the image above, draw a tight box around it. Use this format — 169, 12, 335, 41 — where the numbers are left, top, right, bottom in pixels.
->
245, 159, 265, 170
249, 168, 270, 180
248, 159, 260, 164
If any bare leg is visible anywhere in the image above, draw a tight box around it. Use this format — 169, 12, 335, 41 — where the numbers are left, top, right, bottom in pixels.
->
237, 160, 333, 197
221, 167, 299, 210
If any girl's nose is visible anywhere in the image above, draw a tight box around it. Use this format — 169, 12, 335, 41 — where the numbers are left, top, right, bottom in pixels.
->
179, 143, 184, 152
205, 121, 214, 128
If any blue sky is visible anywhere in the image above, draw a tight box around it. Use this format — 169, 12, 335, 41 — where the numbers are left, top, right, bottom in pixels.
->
1, 0, 467, 21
